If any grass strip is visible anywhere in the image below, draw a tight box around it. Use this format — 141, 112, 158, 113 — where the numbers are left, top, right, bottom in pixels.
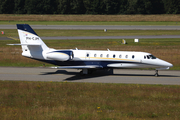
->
1, 29, 180, 37
1, 14, 180, 23
1, 21, 180, 25
0, 81, 180, 120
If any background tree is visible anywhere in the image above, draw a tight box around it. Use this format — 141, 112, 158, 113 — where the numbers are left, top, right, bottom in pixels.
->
103, 0, 120, 14
14, 0, 25, 14
0, 0, 14, 14
118, 0, 129, 14
0, 0, 179, 14
150, 0, 164, 14
126, 0, 137, 14
70, 0, 86, 14
57, 0, 72, 14
163, 0, 180, 14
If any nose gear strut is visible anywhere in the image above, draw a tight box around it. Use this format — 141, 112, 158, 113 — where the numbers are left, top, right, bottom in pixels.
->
155, 70, 159, 77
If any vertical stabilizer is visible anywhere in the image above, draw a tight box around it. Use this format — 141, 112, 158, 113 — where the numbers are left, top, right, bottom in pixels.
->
17, 24, 49, 59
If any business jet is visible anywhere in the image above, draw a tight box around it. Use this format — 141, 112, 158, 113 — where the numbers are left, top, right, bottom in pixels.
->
8, 24, 173, 76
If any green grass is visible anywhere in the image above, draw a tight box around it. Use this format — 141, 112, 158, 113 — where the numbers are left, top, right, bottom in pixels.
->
43, 39, 180, 48
1, 21, 180, 25
0, 81, 180, 120
1, 29, 180, 37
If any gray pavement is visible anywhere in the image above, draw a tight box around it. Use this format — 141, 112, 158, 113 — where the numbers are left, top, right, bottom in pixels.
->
0, 37, 12, 40
1, 35, 180, 41
0, 67, 179, 85
1, 25, 180, 30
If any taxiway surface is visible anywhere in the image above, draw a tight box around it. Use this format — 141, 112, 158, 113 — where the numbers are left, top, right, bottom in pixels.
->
0, 67, 179, 85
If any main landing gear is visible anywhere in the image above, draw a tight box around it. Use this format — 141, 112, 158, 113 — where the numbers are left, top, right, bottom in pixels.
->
154, 70, 159, 77
80, 69, 114, 75
80, 69, 93, 75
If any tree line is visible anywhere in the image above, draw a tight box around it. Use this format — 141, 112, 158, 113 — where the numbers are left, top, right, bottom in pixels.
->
0, 0, 180, 14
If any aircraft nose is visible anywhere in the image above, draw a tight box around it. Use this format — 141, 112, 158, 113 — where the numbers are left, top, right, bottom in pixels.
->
167, 62, 173, 67
161, 60, 173, 67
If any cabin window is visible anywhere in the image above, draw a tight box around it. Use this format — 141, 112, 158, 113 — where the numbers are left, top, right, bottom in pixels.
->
94, 54, 97, 57
86, 53, 89, 57
106, 54, 109, 58
125, 55, 128, 58
132, 55, 135, 59
119, 55, 122, 58
113, 54, 116, 58
100, 54, 103, 57
144, 56, 146, 59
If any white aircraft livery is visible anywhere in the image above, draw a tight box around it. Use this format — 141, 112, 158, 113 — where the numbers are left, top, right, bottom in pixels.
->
8, 24, 173, 76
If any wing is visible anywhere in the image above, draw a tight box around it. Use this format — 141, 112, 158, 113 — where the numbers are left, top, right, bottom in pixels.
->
51, 65, 103, 69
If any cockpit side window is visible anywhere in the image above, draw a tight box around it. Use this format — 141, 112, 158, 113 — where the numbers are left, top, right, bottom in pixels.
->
145, 55, 157, 59
149, 55, 156, 59
147, 55, 150, 59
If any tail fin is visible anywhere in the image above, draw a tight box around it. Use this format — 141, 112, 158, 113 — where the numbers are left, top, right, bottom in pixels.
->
16, 24, 49, 59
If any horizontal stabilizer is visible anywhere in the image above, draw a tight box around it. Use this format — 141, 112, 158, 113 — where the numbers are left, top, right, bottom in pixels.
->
51, 65, 103, 69
7, 43, 41, 46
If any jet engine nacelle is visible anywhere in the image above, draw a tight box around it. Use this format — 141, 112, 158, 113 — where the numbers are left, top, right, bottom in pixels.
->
46, 51, 73, 61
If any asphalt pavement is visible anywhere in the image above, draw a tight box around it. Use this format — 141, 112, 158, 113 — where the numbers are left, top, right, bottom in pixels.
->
0, 67, 180, 85
1, 35, 180, 41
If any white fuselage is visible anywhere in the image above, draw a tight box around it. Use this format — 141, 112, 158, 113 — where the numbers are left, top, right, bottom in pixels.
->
42, 49, 173, 70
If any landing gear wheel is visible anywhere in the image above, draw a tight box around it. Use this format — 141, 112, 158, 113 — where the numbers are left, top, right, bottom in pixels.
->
80, 71, 84, 76
154, 70, 159, 77
88, 70, 93, 74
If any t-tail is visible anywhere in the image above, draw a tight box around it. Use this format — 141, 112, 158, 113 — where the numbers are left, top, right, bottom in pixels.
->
8, 24, 73, 62
9, 24, 49, 59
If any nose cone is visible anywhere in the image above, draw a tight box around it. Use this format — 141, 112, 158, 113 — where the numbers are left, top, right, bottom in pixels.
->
159, 59, 173, 68
168, 62, 173, 67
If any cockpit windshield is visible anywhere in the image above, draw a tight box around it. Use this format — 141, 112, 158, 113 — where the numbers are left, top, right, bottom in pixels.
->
149, 55, 156, 59
144, 54, 156, 59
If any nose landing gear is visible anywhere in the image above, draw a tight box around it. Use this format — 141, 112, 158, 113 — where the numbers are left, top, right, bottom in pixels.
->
154, 70, 159, 77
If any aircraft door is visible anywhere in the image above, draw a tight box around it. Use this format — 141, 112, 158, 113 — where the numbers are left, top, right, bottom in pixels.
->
138, 55, 143, 63
69, 51, 74, 60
